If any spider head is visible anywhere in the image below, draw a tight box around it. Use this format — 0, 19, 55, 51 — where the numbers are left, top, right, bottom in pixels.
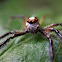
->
27, 17, 38, 24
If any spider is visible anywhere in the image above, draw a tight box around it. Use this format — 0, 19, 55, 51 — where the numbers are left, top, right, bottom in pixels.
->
0, 15, 62, 62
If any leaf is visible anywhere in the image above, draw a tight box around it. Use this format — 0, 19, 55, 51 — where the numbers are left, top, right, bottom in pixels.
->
0, 0, 62, 62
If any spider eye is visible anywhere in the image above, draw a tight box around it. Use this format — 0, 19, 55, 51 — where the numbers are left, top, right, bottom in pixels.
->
35, 19, 38, 22
29, 21, 32, 24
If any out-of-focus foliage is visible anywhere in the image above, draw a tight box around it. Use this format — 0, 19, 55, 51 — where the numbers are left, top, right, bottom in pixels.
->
0, 0, 62, 62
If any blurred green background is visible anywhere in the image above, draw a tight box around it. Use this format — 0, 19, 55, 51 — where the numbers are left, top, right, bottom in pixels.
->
0, 0, 62, 62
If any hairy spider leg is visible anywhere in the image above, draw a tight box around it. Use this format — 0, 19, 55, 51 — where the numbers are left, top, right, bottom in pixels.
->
5, 15, 26, 30
0, 31, 13, 39
0, 30, 27, 48
0, 30, 26, 39
49, 28, 62, 39
39, 14, 50, 26
39, 29, 54, 62
44, 23, 62, 29
46, 34, 53, 62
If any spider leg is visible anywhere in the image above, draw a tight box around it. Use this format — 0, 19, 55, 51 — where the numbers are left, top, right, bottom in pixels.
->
5, 15, 26, 29
0, 30, 25, 39
39, 14, 50, 26
44, 23, 62, 29
49, 28, 62, 39
39, 29, 54, 62
0, 31, 13, 39
46, 34, 53, 62
0, 30, 28, 48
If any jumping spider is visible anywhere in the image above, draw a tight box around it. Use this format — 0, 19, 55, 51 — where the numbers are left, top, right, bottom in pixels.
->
0, 15, 62, 62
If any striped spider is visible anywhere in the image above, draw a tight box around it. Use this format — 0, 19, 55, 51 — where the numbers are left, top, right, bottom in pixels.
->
0, 15, 62, 62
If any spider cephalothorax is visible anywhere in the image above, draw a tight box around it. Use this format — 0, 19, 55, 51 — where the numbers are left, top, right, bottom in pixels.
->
0, 15, 62, 62
26, 17, 40, 34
